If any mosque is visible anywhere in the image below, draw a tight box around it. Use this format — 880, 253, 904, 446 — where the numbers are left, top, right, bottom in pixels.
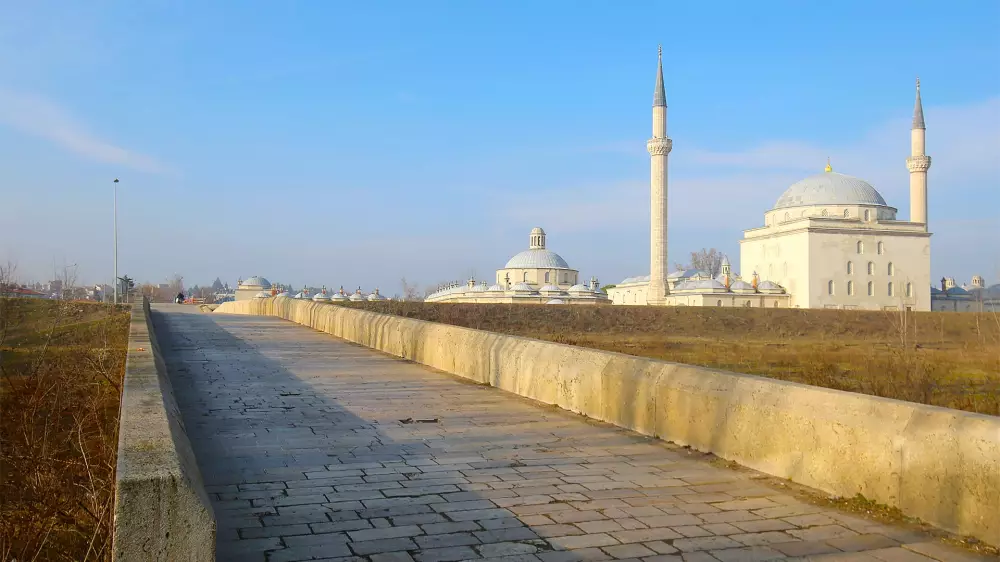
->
424, 227, 609, 304
607, 47, 933, 311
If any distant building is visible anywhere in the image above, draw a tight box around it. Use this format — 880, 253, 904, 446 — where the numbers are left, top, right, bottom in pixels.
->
235, 276, 271, 301
931, 276, 999, 312
425, 227, 608, 305
7, 286, 47, 299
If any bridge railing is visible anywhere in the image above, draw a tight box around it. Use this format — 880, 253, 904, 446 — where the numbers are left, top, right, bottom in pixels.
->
113, 298, 215, 561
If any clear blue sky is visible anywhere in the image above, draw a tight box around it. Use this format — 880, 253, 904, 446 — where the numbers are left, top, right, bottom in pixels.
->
1, 1, 998, 293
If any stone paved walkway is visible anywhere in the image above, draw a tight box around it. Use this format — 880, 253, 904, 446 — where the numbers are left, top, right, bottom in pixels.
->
153, 305, 991, 562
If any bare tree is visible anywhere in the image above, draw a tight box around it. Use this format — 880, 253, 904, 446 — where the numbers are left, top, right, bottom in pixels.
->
688, 248, 724, 277
400, 277, 422, 302
0, 262, 19, 368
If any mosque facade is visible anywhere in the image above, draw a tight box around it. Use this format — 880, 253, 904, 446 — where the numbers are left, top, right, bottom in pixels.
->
607, 48, 933, 311
424, 227, 609, 305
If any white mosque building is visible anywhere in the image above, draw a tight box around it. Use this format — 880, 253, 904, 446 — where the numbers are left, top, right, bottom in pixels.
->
425, 227, 609, 305
607, 47, 932, 311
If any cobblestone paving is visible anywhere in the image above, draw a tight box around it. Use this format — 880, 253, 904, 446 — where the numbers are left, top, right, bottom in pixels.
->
153, 306, 991, 562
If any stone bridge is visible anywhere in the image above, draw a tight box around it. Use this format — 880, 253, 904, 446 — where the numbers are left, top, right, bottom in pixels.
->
113, 302, 998, 562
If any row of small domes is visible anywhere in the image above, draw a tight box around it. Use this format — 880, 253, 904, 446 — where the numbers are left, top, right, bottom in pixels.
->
427, 282, 604, 298
251, 287, 388, 302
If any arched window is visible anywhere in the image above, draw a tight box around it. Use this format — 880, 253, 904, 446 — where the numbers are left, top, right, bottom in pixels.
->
877, 242, 884, 255
847, 261, 854, 275
828, 280, 834, 295
906, 283, 912, 298
857, 241, 864, 254
864, 209, 871, 222
717, 300, 722, 307
888, 282, 894, 297
847, 281, 855, 296
868, 262, 875, 275
784, 212, 790, 222
544, 272, 550, 283
887, 262, 894, 276
868, 281, 874, 296
523, 272, 528, 282
773, 301, 779, 307
844, 209, 850, 218
821, 209, 829, 217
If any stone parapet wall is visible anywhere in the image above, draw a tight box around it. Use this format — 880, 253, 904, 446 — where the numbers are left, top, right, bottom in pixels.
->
216, 298, 1000, 545
114, 299, 215, 561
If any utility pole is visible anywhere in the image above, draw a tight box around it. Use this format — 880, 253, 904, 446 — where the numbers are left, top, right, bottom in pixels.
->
114, 178, 119, 305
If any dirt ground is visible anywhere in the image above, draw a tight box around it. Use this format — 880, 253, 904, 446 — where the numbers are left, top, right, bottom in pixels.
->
347, 302, 1000, 416
0, 299, 129, 561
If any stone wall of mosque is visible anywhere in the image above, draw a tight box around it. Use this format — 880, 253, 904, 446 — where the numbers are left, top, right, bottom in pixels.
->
494, 268, 578, 288
740, 229, 811, 308
741, 227, 931, 311
804, 230, 930, 311
606, 283, 650, 306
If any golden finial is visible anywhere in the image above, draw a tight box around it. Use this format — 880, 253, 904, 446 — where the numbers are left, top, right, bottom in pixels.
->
824, 157, 832, 173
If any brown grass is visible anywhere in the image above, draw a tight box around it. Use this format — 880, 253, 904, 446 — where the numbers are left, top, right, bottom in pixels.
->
345, 302, 1000, 416
0, 299, 130, 561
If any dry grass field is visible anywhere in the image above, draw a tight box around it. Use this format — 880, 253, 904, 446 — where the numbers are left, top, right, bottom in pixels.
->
348, 302, 1000, 416
0, 299, 129, 561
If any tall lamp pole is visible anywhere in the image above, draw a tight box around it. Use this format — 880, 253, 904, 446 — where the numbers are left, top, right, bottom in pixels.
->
113, 178, 119, 305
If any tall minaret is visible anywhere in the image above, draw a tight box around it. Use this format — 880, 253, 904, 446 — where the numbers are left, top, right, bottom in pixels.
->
647, 45, 672, 304
906, 77, 931, 230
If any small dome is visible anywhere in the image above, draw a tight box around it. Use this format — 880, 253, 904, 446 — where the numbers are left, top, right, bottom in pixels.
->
546, 298, 565, 305
367, 289, 387, 301
675, 279, 727, 291
470, 284, 488, 292
252, 291, 271, 299
275, 291, 290, 298
530, 227, 545, 236
567, 284, 591, 293
313, 291, 330, 301
348, 293, 364, 302
774, 171, 889, 210
619, 275, 651, 285
730, 280, 755, 292
757, 280, 782, 290
538, 284, 563, 293
510, 282, 536, 292
945, 287, 971, 297
330, 292, 347, 301
487, 284, 506, 292
504, 249, 571, 269
240, 276, 271, 289
669, 269, 708, 280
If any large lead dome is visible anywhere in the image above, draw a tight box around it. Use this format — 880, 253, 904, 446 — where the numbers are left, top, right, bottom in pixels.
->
774, 171, 888, 210
503, 227, 572, 269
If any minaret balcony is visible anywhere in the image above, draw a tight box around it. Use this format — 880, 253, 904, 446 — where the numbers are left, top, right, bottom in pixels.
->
906, 155, 931, 172
647, 137, 673, 156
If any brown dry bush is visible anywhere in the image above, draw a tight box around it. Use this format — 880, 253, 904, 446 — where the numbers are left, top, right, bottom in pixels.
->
345, 302, 1000, 416
0, 299, 129, 561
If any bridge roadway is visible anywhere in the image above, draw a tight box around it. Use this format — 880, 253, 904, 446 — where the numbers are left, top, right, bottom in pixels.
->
153, 305, 982, 562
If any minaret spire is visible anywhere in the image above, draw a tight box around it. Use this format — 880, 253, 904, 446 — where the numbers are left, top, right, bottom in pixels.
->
647, 46, 673, 304
912, 77, 925, 129
653, 45, 666, 107
906, 77, 931, 230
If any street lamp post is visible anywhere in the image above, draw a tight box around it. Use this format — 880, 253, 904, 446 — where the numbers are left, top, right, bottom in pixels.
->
113, 178, 119, 305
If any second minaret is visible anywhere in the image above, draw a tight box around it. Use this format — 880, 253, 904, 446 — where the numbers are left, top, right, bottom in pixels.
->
647, 46, 672, 304
906, 78, 931, 231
